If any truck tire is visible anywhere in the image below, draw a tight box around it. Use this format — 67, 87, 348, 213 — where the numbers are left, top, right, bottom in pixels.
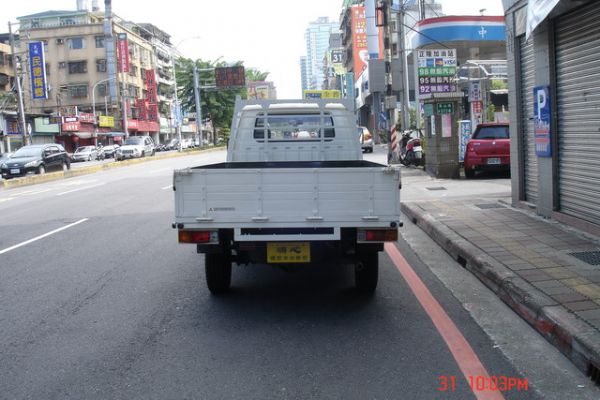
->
205, 252, 232, 294
355, 251, 378, 293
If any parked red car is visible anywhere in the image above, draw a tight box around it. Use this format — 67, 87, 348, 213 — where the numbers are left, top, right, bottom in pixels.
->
464, 123, 510, 178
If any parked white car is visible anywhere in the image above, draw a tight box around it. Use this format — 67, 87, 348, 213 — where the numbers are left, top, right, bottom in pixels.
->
115, 136, 155, 160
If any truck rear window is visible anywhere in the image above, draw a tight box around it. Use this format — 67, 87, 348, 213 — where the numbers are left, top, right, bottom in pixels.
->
253, 113, 334, 141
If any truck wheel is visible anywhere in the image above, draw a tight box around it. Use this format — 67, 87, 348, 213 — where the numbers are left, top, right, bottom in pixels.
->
205, 252, 232, 294
355, 251, 378, 293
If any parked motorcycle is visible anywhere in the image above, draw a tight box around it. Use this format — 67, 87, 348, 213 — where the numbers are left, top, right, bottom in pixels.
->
399, 129, 424, 167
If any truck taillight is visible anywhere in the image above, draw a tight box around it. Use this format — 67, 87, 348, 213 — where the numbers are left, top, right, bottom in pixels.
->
357, 228, 398, 242
178, 230, 219, 244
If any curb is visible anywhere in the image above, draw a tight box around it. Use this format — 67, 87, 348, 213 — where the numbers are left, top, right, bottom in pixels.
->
0, 146, 225, 190
401, 201, 600, 378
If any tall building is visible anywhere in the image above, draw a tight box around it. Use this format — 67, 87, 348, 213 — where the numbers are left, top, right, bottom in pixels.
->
300, 17, 339, 94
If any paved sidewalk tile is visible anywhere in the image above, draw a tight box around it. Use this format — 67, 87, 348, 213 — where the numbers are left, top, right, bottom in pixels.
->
403, 197, 600, 376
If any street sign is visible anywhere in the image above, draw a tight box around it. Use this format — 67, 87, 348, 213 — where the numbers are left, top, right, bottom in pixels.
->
215, 66, 246, 88
436, 102, 453, 114
534, 85, 552, 157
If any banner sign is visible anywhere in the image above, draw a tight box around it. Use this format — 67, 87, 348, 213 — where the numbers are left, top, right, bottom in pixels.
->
117, 33, 130, 73
417, 48, 457, 95
303, 90, 342, 99
459, 120, 472, 162
351, 5, 368, 81
534, 85, 552, 157
98, 116, 115, 127
28, 41, 48, 99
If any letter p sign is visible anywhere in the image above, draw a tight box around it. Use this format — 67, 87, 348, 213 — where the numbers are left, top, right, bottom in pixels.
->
536, 89, 547, 119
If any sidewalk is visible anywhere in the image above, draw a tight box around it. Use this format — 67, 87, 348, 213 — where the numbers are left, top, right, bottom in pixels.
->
402, 191, 600, 382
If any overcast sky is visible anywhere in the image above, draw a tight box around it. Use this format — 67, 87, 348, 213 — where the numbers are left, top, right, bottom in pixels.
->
3, 0, 504, 98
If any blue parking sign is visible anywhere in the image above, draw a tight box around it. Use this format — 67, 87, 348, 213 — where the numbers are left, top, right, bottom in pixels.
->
533, 86, 551, 157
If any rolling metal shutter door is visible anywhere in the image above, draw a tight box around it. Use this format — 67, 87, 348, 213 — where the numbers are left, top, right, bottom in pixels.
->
555, 2, 600, 226
519, 37, 538, 203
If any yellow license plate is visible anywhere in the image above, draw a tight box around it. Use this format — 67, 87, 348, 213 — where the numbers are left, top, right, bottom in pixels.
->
266, 242, 310, 263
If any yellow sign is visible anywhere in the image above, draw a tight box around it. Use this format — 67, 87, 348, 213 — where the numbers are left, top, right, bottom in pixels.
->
98, 116, 115, 127
267, 242, 310, 263
303, 90, 342, 99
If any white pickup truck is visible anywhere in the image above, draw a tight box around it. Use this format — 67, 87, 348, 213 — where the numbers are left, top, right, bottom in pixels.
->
173, 98, 400, 294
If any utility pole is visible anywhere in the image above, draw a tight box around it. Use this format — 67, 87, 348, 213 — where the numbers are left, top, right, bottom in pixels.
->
398, 2, 411, 131
171, 55, 182, 152
8, 22, 29, 147
193, 66, 202, 148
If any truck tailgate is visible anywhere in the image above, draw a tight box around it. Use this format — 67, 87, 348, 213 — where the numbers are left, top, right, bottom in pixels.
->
174, 161, 400, 229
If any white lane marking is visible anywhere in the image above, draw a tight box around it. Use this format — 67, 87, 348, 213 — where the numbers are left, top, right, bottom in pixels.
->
9, 188, 53, 197
56, 183, 105, 196
0, 198, 14, 203
0, 218, 89, 255
161, 185, 172, 190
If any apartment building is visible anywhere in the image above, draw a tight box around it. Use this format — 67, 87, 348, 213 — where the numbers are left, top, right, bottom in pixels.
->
15, 6, 175, 150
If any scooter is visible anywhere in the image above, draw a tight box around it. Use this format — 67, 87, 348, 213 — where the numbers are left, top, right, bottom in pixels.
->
399, 129, 424, 167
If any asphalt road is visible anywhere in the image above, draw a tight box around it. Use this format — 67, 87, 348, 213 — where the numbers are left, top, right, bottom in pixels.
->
0, 148, 595, 399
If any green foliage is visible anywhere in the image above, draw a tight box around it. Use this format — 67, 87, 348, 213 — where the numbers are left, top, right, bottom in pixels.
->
175, 57, 246, 129
245, 68, 270, 82
490, 79, 507, 90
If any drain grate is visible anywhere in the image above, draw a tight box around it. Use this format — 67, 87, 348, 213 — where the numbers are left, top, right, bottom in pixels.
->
475, 203, 506, 209
569, 251, 600, 266
426, 186, 447, 191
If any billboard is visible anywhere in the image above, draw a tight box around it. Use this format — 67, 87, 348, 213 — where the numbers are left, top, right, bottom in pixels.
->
28, 41, 48, 99
117, 33, 130, 73
417, 48, 457, 95
351, 5, 368, 81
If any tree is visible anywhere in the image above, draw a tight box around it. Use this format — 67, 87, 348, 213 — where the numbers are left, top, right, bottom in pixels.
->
175, 57, 246, 129
245, 68, 269, 82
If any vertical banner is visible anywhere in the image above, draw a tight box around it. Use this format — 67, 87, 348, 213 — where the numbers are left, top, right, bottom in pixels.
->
117, 33, 130, 73
28, 41, 48, 99
351, 5, 367, 80
441, 114, 452, 138
533, 85, 552, 157
458, 120, 472, 162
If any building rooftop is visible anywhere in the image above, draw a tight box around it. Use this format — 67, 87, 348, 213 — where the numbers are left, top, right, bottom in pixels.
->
17, 10, 85, 19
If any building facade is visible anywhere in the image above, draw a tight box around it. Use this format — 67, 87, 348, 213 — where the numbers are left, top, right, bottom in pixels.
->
14, 4, 178, 151
504, 0, 600, 233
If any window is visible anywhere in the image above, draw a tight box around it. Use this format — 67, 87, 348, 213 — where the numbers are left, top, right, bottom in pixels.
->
67, 37, 85, 50
45, 63, 50, 75
129, 65, 138, 77
253, 113, 335, 140
68, 84, 88, 98
97, 83, 108, 97
42, 40, 48, 51
96, 59, 106, 72
68, 61, 87, 74
58, 62, 66, 69
95, 36, 105, 48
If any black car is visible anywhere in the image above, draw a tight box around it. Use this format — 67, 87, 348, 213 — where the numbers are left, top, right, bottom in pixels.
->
0, 144, 71, 179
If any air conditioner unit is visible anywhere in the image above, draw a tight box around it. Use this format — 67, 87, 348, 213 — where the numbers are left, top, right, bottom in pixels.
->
56, 38, 64, 45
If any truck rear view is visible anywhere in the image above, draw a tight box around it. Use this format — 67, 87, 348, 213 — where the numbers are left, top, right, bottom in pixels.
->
174, 98, 400, 294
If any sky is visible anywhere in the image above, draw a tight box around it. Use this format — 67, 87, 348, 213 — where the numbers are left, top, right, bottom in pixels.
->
3, 0, 504, 99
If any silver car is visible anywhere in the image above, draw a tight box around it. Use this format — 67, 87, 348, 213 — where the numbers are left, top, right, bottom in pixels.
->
71, 146, 98, 162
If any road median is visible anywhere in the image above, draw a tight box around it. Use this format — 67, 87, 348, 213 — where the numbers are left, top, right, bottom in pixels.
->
1, 146, 224, 189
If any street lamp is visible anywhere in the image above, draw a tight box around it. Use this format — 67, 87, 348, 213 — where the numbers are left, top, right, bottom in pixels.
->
92, 76, 115, 142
